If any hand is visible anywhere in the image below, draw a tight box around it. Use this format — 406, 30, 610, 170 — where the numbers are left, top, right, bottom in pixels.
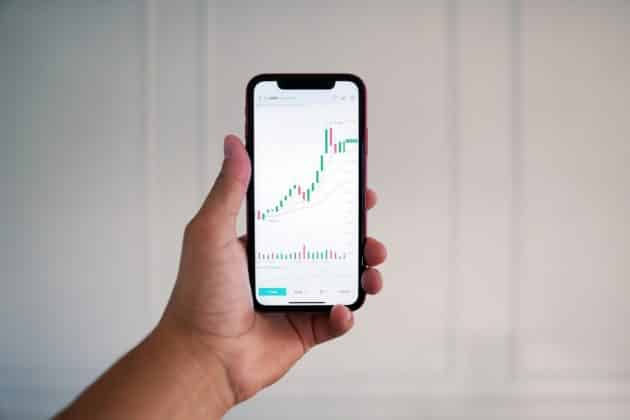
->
159, 134, 387, 412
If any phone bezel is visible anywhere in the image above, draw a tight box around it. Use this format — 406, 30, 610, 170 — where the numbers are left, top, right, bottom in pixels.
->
246, 73, 367, 312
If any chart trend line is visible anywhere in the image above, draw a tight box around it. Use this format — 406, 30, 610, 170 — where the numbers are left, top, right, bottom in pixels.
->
256, 127, 358, 221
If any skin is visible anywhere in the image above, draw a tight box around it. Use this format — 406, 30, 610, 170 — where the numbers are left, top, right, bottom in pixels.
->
56, 135, 387, 419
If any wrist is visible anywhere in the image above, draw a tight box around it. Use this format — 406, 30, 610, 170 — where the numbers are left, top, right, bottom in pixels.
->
149, 317, 236, 418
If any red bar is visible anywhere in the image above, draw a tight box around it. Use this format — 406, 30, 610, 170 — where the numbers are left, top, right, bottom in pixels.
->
334, 144, 337, 153
329, 127, 333, 145
302, 192, 306, 200
334, 251, 337, 259
257, 210, 261, 220
302, 244, 306, 260
297, 185, 301, 195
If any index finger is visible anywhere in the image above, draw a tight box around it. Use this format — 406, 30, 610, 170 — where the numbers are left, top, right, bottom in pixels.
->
366, 188, 377, 210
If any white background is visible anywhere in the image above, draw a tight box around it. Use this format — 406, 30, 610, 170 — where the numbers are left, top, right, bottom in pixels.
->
1, 0, 629, 418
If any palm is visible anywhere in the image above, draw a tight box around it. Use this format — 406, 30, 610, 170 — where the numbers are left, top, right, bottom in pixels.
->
170, 230, 329, 397
212, 231, 388, 401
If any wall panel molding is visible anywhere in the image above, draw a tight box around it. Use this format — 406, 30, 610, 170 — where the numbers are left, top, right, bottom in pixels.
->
513, 0, 630, 385
142, 0, 212, 325
451, 0, 514, 385
143, 0, 159, 326
509, 0, 523, 382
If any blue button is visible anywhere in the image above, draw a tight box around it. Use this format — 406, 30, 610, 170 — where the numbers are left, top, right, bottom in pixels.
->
259, 287, 287, 296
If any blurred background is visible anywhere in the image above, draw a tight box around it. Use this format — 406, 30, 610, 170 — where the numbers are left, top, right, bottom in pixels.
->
1, 0, 629, 418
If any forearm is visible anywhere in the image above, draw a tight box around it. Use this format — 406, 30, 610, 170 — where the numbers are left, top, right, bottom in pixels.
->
55, 321, 234, 420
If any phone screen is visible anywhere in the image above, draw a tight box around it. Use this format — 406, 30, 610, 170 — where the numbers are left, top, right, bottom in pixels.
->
251, 79, 362, 307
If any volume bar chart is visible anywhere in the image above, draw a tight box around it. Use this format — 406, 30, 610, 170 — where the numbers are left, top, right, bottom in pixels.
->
257, 244, 347, 262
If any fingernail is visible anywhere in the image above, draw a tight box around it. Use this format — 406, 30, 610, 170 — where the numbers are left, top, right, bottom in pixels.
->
224, 137, 234, 159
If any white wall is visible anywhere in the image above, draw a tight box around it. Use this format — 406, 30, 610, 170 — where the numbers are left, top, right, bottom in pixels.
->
1, 0, 629, 418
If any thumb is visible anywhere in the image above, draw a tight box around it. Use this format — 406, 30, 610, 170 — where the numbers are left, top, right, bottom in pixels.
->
196, 135, 251, 241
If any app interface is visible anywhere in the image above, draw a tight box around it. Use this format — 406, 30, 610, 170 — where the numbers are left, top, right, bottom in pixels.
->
253, 81, 360, 306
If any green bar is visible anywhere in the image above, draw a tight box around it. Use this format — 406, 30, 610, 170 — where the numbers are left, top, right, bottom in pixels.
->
307, 190, 310, 201
320, 155, 324, 171
311, 182, 315, 191
316, 171, 319, 183
345, 139, 358, 143
280, 200, 283, 208
289, 189, 292, 197
275, 206, 278, 212
284, 195, 287, 201
325, 129, 328, 153
262, 213, 265, 220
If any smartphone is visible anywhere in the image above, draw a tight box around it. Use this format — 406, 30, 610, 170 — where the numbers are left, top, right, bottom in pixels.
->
246, 74, 366, 312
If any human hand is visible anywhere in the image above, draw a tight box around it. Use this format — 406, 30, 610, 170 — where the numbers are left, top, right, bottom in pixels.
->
158, 134, 387, 412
